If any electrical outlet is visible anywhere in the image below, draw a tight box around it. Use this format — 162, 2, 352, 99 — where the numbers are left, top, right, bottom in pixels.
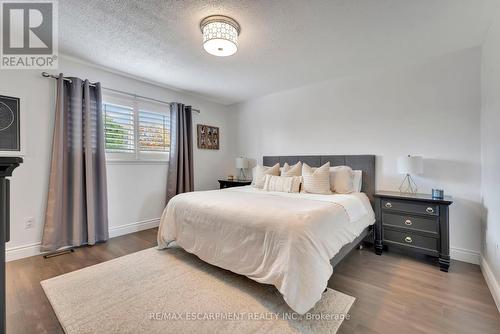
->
24, 217, 34, 229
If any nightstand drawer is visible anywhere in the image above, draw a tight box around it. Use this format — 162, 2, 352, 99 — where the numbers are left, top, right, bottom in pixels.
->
383, 229, 438, 252
382, 212, 438, 234
381, 199, 439, 216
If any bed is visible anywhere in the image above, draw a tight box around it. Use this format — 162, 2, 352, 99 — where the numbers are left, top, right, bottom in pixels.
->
157, 155, 376, 314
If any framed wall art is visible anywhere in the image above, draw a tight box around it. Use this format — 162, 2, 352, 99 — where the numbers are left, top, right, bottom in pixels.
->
197, 124, 219, 150
0, 95, 23, 155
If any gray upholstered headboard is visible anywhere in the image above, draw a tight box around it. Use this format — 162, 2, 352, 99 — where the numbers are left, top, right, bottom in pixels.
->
262, 155, 376, 203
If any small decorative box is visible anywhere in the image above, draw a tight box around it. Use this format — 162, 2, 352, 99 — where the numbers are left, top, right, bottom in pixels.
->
432, 189, 444, 199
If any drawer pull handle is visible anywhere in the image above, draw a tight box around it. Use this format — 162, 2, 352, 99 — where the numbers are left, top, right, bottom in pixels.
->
404, 236, 413, 243
385, 202, 392, 208
426, 207, 434, 214
405, 219, 412, 226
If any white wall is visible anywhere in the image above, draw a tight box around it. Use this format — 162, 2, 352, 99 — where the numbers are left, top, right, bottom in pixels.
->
2, 56, 232, 260
229, 48, 483, 264
481, 9, 500, 310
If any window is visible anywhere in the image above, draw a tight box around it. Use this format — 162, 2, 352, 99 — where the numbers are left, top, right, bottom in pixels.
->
138, 110, 170, 152
103, 103, 135, 153
103, 96, 169, 162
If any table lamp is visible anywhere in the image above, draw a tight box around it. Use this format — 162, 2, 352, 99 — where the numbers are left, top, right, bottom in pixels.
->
397, 155, 423, 194
235, 157, 249, 181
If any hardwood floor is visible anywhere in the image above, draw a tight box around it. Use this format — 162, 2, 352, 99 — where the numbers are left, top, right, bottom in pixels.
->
6, 228, 500, 334
6, 229, 158, 334
330, 248, 500, 334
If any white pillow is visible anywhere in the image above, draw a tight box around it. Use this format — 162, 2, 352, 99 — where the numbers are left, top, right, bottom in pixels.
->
263, 175, 302, 193
281, 162, 302, 177
252, 163, 280, 189
352, 170, 362, 192
329, 166, 355, 194
302, 162, 332, 194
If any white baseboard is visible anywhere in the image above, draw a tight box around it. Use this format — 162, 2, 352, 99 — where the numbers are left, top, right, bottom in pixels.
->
108, 218, 160, 238
5, 242, 42, 262
450, 247, 481, 265
6, 218, 160, 262
481, 256, 500, 313
6, 222, 482, 267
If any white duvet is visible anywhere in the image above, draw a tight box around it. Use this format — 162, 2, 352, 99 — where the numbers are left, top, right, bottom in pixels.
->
157, 186, 375, 314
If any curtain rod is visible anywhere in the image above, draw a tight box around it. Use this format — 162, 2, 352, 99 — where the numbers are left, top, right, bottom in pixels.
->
41, 72, 200, 113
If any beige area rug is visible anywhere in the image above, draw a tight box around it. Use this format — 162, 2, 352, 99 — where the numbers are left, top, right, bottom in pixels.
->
41, 247, 355, 334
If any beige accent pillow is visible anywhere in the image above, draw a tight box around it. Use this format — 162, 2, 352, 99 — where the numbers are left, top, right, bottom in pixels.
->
301, 162, 332, 194
263, 175, 302, 193
251, 163, 280, 189
329, 166, 355, 194
281, 162, 302, 177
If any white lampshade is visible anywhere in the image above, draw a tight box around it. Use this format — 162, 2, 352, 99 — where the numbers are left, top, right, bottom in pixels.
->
397, 155, 423, 175
235, 157, 249, 169
201, 16, 240, 57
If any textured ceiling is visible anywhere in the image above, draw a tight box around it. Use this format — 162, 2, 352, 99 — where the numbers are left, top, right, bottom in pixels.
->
59, 0, 498, 105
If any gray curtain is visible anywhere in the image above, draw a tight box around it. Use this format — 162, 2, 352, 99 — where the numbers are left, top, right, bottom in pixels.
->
166, 103, 194, 203
41, 73, 109, 252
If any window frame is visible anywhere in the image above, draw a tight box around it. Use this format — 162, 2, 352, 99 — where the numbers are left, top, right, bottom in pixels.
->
103, 94, 170, 163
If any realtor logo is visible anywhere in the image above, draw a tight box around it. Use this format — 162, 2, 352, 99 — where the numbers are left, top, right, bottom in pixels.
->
1, 0, 58, 69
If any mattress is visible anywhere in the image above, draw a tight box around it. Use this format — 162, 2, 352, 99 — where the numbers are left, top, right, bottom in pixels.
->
157, 186, 375, 314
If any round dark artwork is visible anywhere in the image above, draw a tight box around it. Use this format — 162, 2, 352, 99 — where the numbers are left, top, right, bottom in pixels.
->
0, 101, 15, 131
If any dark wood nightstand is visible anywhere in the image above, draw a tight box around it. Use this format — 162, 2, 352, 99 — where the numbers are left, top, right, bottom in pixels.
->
218, 179, 252, 189
374, 191, 453, 272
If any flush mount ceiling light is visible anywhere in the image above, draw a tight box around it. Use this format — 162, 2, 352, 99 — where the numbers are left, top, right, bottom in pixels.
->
200, 15, 240, 57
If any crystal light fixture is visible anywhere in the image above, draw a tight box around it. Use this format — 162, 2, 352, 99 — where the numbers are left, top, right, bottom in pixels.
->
200, 15, 240, 57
